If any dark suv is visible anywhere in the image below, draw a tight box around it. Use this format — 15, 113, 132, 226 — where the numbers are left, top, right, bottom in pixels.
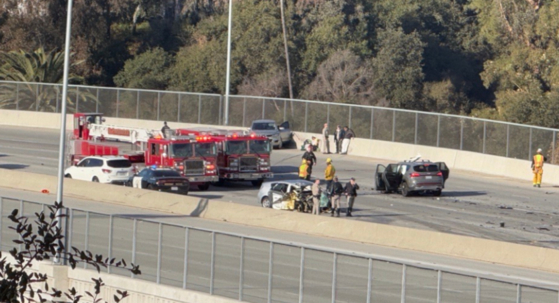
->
375, 160, 450, 197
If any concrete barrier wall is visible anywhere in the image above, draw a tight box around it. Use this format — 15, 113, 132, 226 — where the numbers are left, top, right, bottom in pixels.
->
2, 109, 552, 184
8, 255, 240, 303
2, 168, 559, 275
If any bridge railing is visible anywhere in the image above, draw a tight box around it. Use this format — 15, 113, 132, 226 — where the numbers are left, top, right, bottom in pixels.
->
1, 80, 557, 164
1, 197, 558, 303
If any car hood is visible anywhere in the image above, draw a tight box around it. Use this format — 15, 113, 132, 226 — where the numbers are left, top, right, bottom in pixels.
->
251, 129, 279, 136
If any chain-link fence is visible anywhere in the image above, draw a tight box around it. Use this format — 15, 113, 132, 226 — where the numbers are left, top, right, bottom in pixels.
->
1, 197, 558, 303
1, 80, 558, 164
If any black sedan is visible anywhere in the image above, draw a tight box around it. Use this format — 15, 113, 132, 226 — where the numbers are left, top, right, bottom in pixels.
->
126, 168, 190, 195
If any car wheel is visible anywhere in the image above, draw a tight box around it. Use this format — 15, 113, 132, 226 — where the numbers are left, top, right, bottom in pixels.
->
401, 182, 410, 197
433, 189, 442, 197
198, 183, 210, 191
92, 177, 99, 183
65, 174, 72, 179
251, 180, 263, 187
261, 196, 272, 208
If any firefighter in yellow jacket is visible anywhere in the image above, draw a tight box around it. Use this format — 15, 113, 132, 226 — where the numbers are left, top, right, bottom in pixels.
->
531, 148, 547, 187
299, 159, 310, 180
324, 158, 336, 189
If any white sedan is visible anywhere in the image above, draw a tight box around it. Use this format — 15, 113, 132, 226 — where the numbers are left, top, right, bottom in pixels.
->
64, 156, 134, 184
257, 179, 314, 209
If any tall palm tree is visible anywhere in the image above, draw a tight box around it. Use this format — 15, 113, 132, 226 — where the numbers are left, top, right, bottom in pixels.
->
0, 47, 97, 112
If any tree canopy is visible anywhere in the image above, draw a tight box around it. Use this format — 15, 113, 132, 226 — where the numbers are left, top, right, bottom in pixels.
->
1, 0, 559, 128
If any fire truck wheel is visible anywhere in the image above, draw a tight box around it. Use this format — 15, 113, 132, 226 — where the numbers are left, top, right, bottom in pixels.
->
198, 183, 210, 191
251, 180, 263, 187
92, 177, 99, 183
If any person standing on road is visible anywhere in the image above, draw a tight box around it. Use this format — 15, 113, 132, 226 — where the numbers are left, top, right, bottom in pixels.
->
532, 148, 547, 188
302, 144, 317, 178
334, 125, 342, 154
328, 176, 343, 217
322, 123, 331, 154
312, 179, 321, 215
161, 121, 170, 138
341, 126, 355, 154
344, 177, 359, 217
299, 159, 310, 180
324, 158, 335, 189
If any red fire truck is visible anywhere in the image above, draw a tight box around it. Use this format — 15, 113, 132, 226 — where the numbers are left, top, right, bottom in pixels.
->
68, 113, 219, 190
176, 128, 273, 186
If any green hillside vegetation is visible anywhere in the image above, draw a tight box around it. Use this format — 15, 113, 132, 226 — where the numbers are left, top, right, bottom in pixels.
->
0, 0, 558, 128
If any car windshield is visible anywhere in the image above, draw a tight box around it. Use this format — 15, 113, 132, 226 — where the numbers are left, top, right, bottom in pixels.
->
170, 143, 194, 158
152, 170, 181, 177
249, 140, 270, 154
107, 159, 131, 168
252, 122, 276, 130
413, 164, 439, 172
225, 141, 248, 154
194, 142, 216, 157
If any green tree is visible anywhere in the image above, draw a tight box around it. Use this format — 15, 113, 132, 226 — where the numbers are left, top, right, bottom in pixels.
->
114, 47, 173, 89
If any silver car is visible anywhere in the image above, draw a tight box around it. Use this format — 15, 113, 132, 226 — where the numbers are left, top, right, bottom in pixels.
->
257, 179, 314, 209
250, 119, 292, 149
375, 160, 450, 197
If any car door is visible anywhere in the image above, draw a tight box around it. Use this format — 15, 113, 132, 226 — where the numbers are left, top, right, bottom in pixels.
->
86, 158, 103, 181
382, 164, 401, 191
434, 162, 450, 184
74, 158, 89, 180
269, 183, 288, 209
278, 121, 291, 142
375, 164, 386, 191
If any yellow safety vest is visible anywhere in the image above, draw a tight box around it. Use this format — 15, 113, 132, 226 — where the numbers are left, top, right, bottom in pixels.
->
299, 164, 308, 177
533, 154, 544, 168
325, 164, 335, 180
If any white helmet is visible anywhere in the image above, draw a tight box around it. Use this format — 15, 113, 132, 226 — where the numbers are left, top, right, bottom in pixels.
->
537, 148, 542, 153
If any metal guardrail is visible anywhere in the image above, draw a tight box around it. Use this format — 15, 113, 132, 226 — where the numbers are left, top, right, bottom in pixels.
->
1, 197, 558, 302
1, 80, 558, 164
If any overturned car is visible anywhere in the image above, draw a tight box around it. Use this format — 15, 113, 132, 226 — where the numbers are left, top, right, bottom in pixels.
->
375, 159, 449, 197
257, 179, 316, 212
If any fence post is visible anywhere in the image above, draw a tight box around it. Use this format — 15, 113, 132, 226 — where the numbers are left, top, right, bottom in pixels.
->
0, 197, 3, 246
299, 247, 305, 303
116, 90, 120, 118
529, 128, 533, 160
243, 98, 247, 127
239, 237, 245, 301
183, 227, 189, 288
460, 119, 464, 150
366, 258, 372, 303
177, 94, 181, 122
198, 95, 202, 124
327, 104, 330, 126
370, 109, 374, 139
349, 106, 353, 129
392, 111, 396, 142
506, 124, 510, 158
219, 95, 223, 125
475, 277, 481, 303
136, 91, 140, 119
414, 112, 418, 145
76, 87, 80, 112
16, 83, 19, 110
131, 219, 137, 279
156, 223, 162, 284
304, 103, 308, 132
107, 215, 113, 274
401, 264, 407, 303
331, 253, 337, 303
516, 284, 521, 303
96, 88, 99, 113
437, 270, 441, 303
84, 212, 90, 269
283, 100, 287, 122
157, 92, 161, 121
56, 90, 59, 113
552, 131, 556, 165
35, 84, 39, 111
210, 231, 216, 295
483, 121, 487, 154
262, 98, 266, 119
437, 115, 441, 147
267, 242, 274, 303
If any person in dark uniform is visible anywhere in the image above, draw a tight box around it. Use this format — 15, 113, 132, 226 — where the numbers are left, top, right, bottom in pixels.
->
161, 121, 170, 138
344, 177, 359, 217
302, 144, 317, 178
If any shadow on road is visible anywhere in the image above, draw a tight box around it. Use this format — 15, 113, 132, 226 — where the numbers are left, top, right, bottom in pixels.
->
442, 191, 486, 197
190, 198, 208, 217
0, 164, 28, 170
272, 165, 298, 173
189, 194, 223, 200
117, 214, 190, 219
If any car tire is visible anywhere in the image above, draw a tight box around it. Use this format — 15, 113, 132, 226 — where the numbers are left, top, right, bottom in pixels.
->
92, 177, 99, 183
65, 174, 72, 179
433, 189, 442, 197
261, 196, 272, 208
251, 180, 263, 187
401, 182, 410, 197
198, 183, 210, 191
